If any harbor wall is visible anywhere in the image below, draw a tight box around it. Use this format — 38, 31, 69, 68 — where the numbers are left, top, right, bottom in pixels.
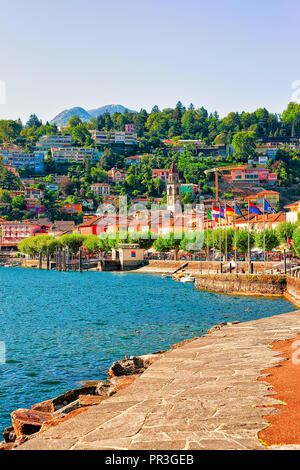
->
285, 276, 300, 308
138, 260, 277, 274
195, 274, 287, 296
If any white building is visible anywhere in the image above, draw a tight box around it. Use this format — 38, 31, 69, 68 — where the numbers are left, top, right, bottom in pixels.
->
51, 147, 102, 163
36, 134, 73, 150
284, 200, 300, 224
90, 130, 137, 146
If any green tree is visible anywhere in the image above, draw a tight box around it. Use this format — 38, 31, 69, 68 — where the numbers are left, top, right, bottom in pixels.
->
236, 229, 255, 255
277, 222, 298, 245
293, 226, 300, 257
232, 131, 256, 162
59, 234, 86, 253
83, 235, 101, 253
256, 229, 279, 251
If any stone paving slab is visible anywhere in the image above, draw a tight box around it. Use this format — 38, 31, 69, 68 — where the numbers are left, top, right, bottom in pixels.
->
18, 310, 300, 450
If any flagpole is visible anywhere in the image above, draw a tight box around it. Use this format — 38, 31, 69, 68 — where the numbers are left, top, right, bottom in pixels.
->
219, 202, 222, 269
207, 219, 209, 274
225, 207, 228, 265
234, 202, 237, 264
212, 207, 215, 272
248, 200, 251, 273
263, 198, 266, 274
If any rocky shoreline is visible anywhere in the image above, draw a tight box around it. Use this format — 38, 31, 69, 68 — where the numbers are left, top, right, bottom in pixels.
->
1, 344, 192, 450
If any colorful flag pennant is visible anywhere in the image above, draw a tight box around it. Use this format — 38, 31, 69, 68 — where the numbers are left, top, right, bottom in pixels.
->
234, 202, 246, 220
249, 201, 262, 215
264, 199, 277, 214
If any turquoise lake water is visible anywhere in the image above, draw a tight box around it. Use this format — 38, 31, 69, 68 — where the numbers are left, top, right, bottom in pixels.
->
0, 267, 294, 431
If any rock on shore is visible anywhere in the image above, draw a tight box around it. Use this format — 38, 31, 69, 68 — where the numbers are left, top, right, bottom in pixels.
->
0, 351, 165, 450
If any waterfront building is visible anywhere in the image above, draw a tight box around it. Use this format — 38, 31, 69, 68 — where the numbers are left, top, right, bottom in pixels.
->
235, 212, 286, 231
51, 147, 102, 163
91, 183, 110, 196
0, 220, 49, 248
36, 134, 73, 150
284, 200, 300, 223
166, 162, 181, 214
89, 130, 137, 146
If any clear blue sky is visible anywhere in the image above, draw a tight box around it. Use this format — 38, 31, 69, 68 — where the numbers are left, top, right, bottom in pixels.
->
0, 0, 299, 123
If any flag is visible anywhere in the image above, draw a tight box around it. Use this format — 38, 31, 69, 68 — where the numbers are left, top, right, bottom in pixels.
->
288, 238, 293, 248
213, 206, 225, 219
219, 206, 225, 219
249, 201, 262, 215
212, 206, 219, 218
226, 205, 235, 216
207, 209, 212, 220
234, 202, 246, 220
264, 199, 277, 214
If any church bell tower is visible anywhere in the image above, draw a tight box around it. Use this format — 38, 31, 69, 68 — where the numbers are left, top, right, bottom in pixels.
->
167, 162, 181, 214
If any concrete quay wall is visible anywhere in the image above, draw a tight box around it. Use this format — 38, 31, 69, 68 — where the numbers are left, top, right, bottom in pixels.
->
195, 273, 287, 296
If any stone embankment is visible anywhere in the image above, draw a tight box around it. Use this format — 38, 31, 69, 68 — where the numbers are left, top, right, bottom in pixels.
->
285, 276, 300, 308
0, 353, 163, 450
7, 310, 300, 450
195, 274, 287, 296
136, 260, 277, 275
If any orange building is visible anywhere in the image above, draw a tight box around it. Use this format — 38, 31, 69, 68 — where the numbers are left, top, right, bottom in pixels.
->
62, 203, 82, 214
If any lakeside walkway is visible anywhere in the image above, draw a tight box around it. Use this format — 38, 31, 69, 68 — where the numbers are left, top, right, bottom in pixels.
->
19, 310, 300, 450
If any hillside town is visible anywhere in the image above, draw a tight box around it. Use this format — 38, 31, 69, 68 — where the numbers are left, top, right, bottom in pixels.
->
0, 105, 300, 259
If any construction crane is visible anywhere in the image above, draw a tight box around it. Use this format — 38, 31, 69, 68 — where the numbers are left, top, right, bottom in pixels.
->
204, 165, 252, 201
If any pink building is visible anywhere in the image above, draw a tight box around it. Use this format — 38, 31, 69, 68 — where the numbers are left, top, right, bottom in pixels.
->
222, 167, 278, 185
108, 167, 127, 183
125, 124, 135, 132
0, 220, 49, 248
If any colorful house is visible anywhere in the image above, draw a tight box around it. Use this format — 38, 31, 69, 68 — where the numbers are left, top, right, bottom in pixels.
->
152, 169, 170, 181
62, 203, 82, 214
108, 167, 127, 183
240, 190, 280, 207
91, 183, 110, 195
284, 200, 300, 224
222, 167, 278, 185
0, 220, 49, 248
126, 156, 142, 166
181, 184, 198, 196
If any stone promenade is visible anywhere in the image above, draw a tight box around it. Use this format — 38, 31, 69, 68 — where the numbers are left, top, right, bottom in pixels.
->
19, 310, 300, 450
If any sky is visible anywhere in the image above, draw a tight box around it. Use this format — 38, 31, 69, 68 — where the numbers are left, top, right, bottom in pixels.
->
0, 0, 299, 124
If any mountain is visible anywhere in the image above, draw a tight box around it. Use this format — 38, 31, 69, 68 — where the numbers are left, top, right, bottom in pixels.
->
88, 104, 136, 117
50, 107, 92, 127
50, 104, 136, 127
